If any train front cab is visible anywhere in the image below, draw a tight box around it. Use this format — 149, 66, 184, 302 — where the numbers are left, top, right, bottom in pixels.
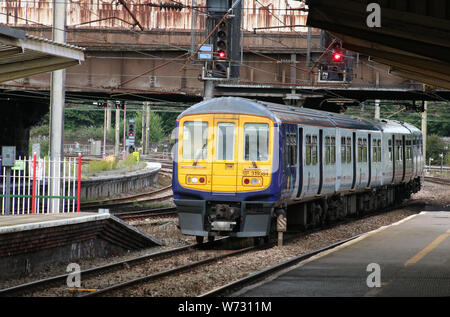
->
173, 113, 278, 239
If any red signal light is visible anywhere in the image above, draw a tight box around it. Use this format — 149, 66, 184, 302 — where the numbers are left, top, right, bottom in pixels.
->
218, 50, 226, 59
333, 52, 343, 62
129, 132, 134, 137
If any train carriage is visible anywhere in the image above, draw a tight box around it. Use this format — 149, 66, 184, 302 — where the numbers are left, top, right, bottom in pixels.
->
172, 97, 423, 241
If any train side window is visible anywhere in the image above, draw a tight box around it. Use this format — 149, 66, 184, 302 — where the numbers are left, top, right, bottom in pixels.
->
312, 135, 318, 165
377, 139, 382, 162
358, 138, 362, 162
362, 138, 367, 162
182, 121, 208, 160
331, 136, 336, 164
346, 137, 352, 163
325, 136, 330, 164
306, 135, 311, 165
395, 140, 402, 161
372, 139, 378, 162
341, 137, 346, 163
388, 139, 393, 161
287, 133, 297, 166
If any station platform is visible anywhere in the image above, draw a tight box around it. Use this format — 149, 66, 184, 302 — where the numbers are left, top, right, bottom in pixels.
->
236, 211, 450, 297
0, 212, 162, 280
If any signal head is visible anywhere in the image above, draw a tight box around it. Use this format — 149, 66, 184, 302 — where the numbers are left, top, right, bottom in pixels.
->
218, 50, 226, 59
332, 52, 343, 62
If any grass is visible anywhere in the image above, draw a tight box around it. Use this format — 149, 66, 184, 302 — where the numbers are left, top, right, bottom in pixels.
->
84, 154, 141, 174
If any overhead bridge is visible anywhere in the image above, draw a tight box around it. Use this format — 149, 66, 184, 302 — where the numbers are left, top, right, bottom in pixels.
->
306, 0, 450, 90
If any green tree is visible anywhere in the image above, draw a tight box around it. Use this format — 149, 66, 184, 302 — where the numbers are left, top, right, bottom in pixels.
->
130, 111, 165, 144
426, 134, 446, 164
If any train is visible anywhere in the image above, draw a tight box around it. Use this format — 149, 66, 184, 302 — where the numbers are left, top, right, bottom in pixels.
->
172, 97, 423, 242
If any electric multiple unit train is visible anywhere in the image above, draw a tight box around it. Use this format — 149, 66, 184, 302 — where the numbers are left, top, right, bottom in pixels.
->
172, 97, 423, 241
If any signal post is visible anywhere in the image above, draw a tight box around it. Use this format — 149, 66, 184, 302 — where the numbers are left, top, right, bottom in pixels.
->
200, 0, 242, 99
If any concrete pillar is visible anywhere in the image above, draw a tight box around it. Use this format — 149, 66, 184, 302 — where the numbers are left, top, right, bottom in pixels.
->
422, 100, 427, 160
203, 81, 215, 100
115, 108, 120, 156
374, 99, 380, 120
49, 0, 67, 213
106, 107, 111, 133
145, 105, 150, 154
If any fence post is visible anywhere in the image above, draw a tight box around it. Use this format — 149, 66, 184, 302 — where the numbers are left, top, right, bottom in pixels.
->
77, 154, 81, 212
31, 154, 37, 214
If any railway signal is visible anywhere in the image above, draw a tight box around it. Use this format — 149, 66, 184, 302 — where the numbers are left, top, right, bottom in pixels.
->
127, 119, 136, 153
212, 21, 229, 78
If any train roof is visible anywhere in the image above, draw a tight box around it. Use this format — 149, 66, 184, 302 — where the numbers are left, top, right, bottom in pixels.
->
179, 97, 381, 131
179, 97, 421, 135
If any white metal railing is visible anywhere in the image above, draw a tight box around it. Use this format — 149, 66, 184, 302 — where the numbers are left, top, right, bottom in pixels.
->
1, 154, 81, 215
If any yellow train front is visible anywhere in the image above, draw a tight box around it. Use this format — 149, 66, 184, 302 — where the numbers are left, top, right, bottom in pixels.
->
172, 98, 280, 241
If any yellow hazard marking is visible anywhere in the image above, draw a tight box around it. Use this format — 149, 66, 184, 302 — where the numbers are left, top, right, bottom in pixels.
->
404, 229, 450, 267
68, 288, 98, 292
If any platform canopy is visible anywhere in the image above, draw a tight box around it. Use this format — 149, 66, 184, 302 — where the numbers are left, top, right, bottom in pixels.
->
0, 26, 85, 83
306, 0, 450, 90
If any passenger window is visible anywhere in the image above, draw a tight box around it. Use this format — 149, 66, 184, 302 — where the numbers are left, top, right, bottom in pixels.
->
346, 137, 352, 163
216, 122, 235, 161
325, 137, 330, 164
331, 137, 336, 164
288, 133, 297, 166
244, 123, 269, 161
372, 139, 378, 162
341, 137, 346, 163
182, 121, 208, 160
363, 138, 367, 162
389, 139, 393, 161
377, 140, 381, 162
312, 135, 318, 165
358, 138, 362, 162
306, 135, 311, 166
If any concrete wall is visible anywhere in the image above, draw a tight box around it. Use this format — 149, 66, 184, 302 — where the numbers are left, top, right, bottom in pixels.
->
80, 165, 160, 201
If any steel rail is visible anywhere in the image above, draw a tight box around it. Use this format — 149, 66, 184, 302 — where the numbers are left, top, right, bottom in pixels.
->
82, 246, 256, 297
0, 239, 228, 297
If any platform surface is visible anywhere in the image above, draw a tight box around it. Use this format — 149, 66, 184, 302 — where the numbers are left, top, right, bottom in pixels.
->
0, 212, 109, 233
237, 211, 450, 297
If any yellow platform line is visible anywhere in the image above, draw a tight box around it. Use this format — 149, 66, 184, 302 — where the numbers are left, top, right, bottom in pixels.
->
404, 229, 450, 267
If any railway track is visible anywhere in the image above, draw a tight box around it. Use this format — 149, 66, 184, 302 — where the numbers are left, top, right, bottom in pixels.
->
80, 185, 173, 210
115, 206, 177, 221
424, 176, 450, 186
0, 237, 248, 297
0, 202, 421, 297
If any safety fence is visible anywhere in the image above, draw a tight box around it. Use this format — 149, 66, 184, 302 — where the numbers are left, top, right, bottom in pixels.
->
1, 154, 81, 215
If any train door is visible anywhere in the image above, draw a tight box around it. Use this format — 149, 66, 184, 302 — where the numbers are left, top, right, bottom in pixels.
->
351, 132, 357, 189
322, 128, 337, 195
318, 129, 323, 195
355, 132, 369, 189
211, 115, 239, 194
296, 127, 303, 199
367, 133, 372, 187
302, 126, 320, 198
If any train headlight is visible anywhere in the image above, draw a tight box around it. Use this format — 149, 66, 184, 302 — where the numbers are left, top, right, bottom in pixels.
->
242, 177, 262, 186
187, 175, 206, 184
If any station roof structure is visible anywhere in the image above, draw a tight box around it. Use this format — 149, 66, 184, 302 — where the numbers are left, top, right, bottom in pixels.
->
306, 0, 450, 90
0, 25, 85, 83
